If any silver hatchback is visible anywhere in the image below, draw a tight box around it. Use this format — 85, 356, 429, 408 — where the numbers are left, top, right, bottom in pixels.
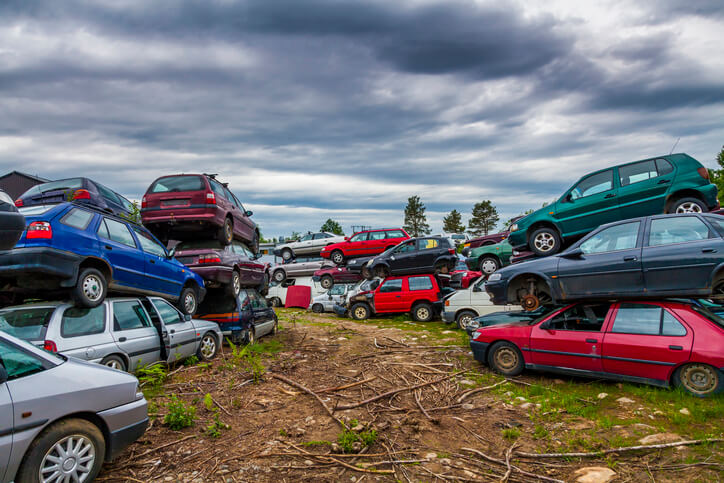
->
0, 296, 223, 372
1, 331, 148, 482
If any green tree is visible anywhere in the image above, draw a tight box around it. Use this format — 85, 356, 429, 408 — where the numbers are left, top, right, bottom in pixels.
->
468, 200, 499, 236
403, 195, 431, 237
442, 209, 465, 233
320, 218, 344, 235
709, 145, 724, 202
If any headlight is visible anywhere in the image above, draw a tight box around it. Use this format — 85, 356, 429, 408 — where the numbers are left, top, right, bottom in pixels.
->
510, 224, 519, 232
467, 319, 480, 330
462, 272, 468, 277
488, 273, 502, 282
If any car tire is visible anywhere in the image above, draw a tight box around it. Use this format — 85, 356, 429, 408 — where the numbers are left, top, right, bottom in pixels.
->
320, 275, 334, 289
669, 197, 707, 214
15, 418, 106, 483
178, 286, 198, 315
673, 363, 722, 397
100, 354, 127, 372
412, 303, 434, 322
71, 267, 107, 308
271, 316, 279, 335
350, 303, 370, 320
456, 310, 477, 330
273, 269, 286, 283
331, 250, 344, 265
281, 248, 293, 261
374, 266, 390, 279
312, 303, 324, 313
361, 266, 372, 280
487, 341, 524, 376
197, 332, 218, 361
529, 227, 561, 256
480, 256, 501, 275
227, 270, 241, 297
217, 217, 233, 245
251, 232, 260, 254
246, 327, 256, 345
269, 297, 282, 307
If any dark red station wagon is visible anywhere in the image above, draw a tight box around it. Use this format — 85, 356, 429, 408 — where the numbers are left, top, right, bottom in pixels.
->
141, 174, 259, 251
320, 228, 410, 265
471, 300, 724, 396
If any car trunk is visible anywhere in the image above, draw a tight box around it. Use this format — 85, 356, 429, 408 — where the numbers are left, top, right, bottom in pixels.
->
144, 176, 208, 211
174, 248, 223, 267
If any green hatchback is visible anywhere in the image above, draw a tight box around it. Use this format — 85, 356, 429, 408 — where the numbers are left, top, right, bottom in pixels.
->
466, 240, 513, 275
508, 153, 719, 256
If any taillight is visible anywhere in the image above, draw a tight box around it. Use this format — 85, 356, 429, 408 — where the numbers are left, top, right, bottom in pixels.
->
206, 192, 216, 204
444, 299, 450, 306
141, 196, 147, 209
448, 248, 455, 254
72, 189, 91, 200
26, 221, 52, 239
14, 199, 23, 207
43, 340, 58, 352
198, 254, 222, 264
698, 167, 710, 180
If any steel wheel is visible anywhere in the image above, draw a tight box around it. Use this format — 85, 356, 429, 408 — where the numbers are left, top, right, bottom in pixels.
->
416, 306, 430, 320
199, 334, 217, 360
320, 276, 333, 289
183, 291, 196, 314
678, 364, 719, 396
232, 271, 241, 295
480, 258, 499, 275
676, 202, 703, 213
39, 434, 96, 483
331, 250, 344, 265
493, 346, 519, 372
457, 311, 475, 330
533, 232, 555, 253
81, 274, 103, 303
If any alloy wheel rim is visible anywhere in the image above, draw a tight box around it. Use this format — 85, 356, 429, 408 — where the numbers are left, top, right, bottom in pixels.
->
39, 434, 95, 483
274, 271, 284, 282
82, 275, 103, 302
682, 365, 717, 395
676, 202, 702, 213
225, 221, 233, 241
459, 315, 472, 328
233, 273, 240, 294
184, 293, 196, 314
105, 360, 122, 371
533, 233, 555, 252
332, 252, 343, 264
494, 347, 518, 371
200, 336, 216, 359
417, 308, 430, 320
481, 259, 498, 274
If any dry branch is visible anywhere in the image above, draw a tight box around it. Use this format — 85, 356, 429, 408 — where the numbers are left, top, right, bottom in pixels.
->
514, 438, 723, 459
270, 373, 345, 428
462, 448, 565, 483
457, 380, 508, 403
318, 376, 377, 393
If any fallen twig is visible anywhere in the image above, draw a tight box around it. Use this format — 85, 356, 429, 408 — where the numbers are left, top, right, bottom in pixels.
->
414, 389, 438, 423
462, 448, 564, 483
210, 394, 232, 417
501, 443, 518, 482
124, 435, 197, 463
514, 438, 724, 459
457, 380, 508, 403
270, 373, 345, 428
318, 376, 377, 393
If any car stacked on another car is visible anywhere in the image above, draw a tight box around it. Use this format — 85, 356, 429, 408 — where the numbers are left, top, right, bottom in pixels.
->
269, 257, 336, 284
196, 289, 277, 344
442, 276, 521, 329
466, 240, 513, 275
274, 231, 346, 261
321, 228, 410, 265
312, 265, 362, 289
449, 257, 483, 290
0, 189, 25, 251
460, 217, 521, 256
362, 236, 458, 280
309, 283, 357, 313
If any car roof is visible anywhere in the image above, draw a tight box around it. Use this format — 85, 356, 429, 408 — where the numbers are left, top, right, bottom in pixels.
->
49, 201, 146, 227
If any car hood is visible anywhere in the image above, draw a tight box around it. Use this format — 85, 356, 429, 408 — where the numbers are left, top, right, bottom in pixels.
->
191, 319, 222, 332
347, 256, 374, 268
495, 253, 559, 279
470, 240, 511, 257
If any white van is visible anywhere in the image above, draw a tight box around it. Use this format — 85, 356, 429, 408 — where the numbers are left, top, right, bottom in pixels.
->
442, 278, 521, 329
266, 276, 327, 307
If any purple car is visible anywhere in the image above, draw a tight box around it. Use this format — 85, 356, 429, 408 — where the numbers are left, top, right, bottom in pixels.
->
174, 240, 268, 296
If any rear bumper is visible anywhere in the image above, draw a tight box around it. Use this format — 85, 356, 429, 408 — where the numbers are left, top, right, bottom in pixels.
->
142, 206, 222, 227
441, 311, 455, 323
470, 340, 490, 364
190, 265, 233, 284
0, 247, 81, 284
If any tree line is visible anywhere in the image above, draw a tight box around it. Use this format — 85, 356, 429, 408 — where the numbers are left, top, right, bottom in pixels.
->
404, 195, 500, 237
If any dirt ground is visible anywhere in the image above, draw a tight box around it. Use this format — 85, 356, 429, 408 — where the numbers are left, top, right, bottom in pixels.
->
99, 309, 723, 482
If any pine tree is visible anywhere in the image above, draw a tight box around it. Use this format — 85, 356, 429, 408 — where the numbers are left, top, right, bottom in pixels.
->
403, 195, 431, 237
442, 209, 465, 233
320, 218, 344, 235
468, 200, 499, 236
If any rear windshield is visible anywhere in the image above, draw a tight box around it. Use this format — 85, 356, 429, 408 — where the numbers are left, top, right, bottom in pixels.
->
149, 176, 205, 193
0, 307, 55, 340
198, 292, 238, 315
176, 240, 224, 251
19, 205, 56, 216
22, 178, 83, 197
691, 302, 724, 329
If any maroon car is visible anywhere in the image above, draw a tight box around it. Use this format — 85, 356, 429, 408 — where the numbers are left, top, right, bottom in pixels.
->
142, 174, 259, 251
174, 240, 268, 296
313, 266, 363, 289
461, 217, 521, 257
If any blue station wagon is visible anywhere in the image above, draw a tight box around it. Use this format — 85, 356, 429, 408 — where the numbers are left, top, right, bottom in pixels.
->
0, 203, 205, 314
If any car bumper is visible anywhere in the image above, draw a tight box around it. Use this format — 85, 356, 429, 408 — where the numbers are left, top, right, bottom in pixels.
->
332, 304, 348, 317
0, 247, 81, 282
190, 265, 233, 284
141, 206, 221, 226
470, 340, 489, 364
98, 397, 149, 461
441, 311, 455, 323
485, 280, 507, 305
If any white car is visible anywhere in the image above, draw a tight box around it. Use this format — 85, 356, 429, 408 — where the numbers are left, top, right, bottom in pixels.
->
309, 283, 356, 313
273, 232, 346, 261
266, 276, 328, 307
441, 278, 521, 329
439, 232, 470, 246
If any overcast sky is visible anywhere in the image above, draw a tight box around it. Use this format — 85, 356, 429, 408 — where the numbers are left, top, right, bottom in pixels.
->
1, 0, 723, 238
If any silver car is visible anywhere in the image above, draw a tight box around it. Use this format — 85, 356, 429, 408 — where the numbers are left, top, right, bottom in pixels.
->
1, 331, 148, 483
0, 296, 222, 372
270, 258, 336, 284
309, 283, 356, 313
274, 232, 346, 261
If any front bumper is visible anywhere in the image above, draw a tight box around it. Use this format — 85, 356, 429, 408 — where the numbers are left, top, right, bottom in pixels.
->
0, 247, 81, 285
441, 311, 455, 323
98, 397, 149, 461
470, 340, 490, 364
485, 280, 507, 305
189, 265, 233, 284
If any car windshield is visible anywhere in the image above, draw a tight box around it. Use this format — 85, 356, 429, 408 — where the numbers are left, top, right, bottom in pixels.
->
176, 240, 225, 251
23, 178, 83, 197
0, 307, 55, 340
149, 175, 205, 193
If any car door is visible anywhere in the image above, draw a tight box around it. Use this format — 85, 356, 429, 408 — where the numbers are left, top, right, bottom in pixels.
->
249, 291, 275, 336
151, 298, 198, 361
232, 242, 262, 284
110, 299, 161, 370
557, 221, 643, 297
0, 377, 12, 478
556, 169, 621, 237
415, 238, 444, 271
56, 304, 113, 362
132, 226, 184, 297
295, 233, 315, 254
386, 239, 418, 273
529, 303, 610, 372
229, 191, 255, 242
601, 303, 693, 381
374, 278, 404, 312
643, 215, 722, 294
346, 232, 369, 256
366, 231, 387, 254
97, 217, 146, 288
617, 159, 673, 218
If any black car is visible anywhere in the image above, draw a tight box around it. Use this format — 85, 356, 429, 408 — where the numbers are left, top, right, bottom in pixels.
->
0, 190, 25, 250
196, 288, 277, 344
346, 255, 374, 273
15, 177, 136, 219
485, 213, 724, 310
363, 236, 457, 279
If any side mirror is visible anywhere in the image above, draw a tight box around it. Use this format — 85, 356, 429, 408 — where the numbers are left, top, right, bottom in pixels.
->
0, 365, 7, 383
561, 248, 583, 259
244, 210, 253, 216
167, 247, 176, 259
184, 314, 192, 321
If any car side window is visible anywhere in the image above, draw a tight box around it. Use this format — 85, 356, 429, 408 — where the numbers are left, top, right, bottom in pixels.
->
419, 239, 439, 250
380, 279, 403, 293
133, 227, 167, 257
329, 285, 345, 295
570, 170, 614, 200
705, 216, 724, 237
301, 234, 314, 241
60, 208, 94, 230
611, 303, 686, 336
250, 292, 268, 309
408, 276, 433, 291
152, 299, 184, 325
368, 231, 387, 241
209, 180, 227, 200
349, 232, 368, 242
61, 305, 106, 338
95, 182, 121, 204
313, 233, 328, 240
545, 304, 608, 331
386, 230, 405, 238
232, 193, 246, 212
648, 217, 712, 246
656, 158, 674, 175
113, 301, 152, 330
394, 240, 416, 253
579, 222, 639, 254
619, 160, 658, 186
0, 340, 46, 380
100, 218, 137, 248
222, 186, 236, 206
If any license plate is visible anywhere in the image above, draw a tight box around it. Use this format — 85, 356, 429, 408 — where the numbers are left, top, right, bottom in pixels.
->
161, 199, 190, 208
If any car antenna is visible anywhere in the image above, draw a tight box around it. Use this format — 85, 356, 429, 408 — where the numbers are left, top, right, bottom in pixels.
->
669, 137, 680, 155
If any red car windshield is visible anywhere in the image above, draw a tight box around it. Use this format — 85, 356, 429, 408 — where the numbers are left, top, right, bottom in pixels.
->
149, 175, 205, 193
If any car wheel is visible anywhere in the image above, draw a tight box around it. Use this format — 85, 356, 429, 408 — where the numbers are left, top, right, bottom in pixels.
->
670, 197, 706, 214
100, 354, 127, 372
72, 268, 107, 308
178, 287, 198, 315
350, 303, 370, 320
456, 310, 476, 330
374, 266, 389, 279
331, 250, 344, 265
251, 232, 260, 254
227, 270, 241, 297
320, 275, 334, 289
487, 341, 524, 377
412, 303, 434, 322
273, 269, 286, 283
197, 332, 218, 361
673, 363, 722, 397
217, 217, 233, 245
15, 418, 106, 483
312, 303, 324, 313
480, 256, 500, 275
281, 248, 293, 261
269, 297, 282, 307
361, 266, 372, 280
246, 327, 256, 345
529, 227, 561, 256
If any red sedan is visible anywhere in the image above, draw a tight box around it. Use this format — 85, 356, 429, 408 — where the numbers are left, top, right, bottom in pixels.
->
470, 300, 724, 396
